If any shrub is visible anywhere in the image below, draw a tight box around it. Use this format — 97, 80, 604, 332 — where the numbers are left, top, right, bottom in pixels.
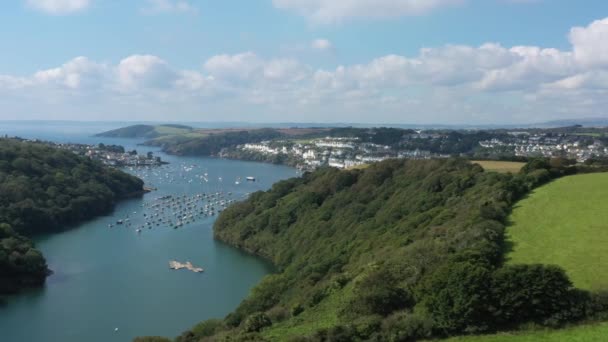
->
342, 268, 413, 319
418, 261, 492, 333
191, 319, 224, 338
381, 311, 435, 342
490, 264, 584, 327
350, 315, 382, 339
244, 312, 272, 332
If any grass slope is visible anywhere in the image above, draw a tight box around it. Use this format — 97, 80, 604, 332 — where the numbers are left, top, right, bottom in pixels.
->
506, 173, 608, 291
443, 322, 608, 342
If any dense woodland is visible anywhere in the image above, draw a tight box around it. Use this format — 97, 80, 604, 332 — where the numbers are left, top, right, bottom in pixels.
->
134, 158, 608, 342
0, 138, 144, 294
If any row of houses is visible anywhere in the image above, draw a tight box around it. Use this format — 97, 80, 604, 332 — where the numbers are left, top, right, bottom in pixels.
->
239, 137, 449, 170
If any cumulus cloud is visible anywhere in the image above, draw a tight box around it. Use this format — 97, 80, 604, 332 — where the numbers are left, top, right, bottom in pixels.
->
204, 52, 263, 81
272, 0, 464, 23
2, 17, 608, 123
116, 55, 178, 90
570, 18, 608, 67
25, 0, 91, 14
33, 56, 108, 89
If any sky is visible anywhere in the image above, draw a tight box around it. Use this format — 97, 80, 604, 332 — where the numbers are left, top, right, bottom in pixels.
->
1, 0, 608, 124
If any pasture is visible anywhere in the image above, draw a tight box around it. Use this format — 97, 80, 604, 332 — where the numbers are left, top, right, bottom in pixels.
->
505, 172, 608, 291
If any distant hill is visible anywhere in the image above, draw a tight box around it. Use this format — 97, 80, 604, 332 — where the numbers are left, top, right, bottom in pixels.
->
532, 118, 608, 128
95, 124, 194, 138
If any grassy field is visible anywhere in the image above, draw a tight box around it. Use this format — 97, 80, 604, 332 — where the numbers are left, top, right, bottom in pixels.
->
442, 322, 608, 342
472, 161, 525, 173
505, 172, 608, 291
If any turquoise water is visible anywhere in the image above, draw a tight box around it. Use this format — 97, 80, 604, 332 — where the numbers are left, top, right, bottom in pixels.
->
0, 122, 297, 341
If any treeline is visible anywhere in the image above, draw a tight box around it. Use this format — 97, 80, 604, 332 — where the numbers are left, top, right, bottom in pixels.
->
0, 138, 144, 294
150, 158, 608, 341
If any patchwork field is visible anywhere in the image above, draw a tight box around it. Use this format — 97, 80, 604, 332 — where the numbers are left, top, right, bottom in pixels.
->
505, 172, 608, 291
472, 160, 525, 173
443, 322, 608, 342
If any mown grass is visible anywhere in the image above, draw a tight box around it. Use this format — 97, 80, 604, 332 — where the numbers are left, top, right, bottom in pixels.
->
441, 322, 608, 342
472, 161, 525, 174
505, 173, 608, 291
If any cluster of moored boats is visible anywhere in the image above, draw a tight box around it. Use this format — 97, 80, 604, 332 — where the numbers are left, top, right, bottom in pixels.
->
108, 191, 235, 232
106, 162, 258, 234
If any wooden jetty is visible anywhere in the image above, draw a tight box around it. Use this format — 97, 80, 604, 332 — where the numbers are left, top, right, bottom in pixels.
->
169, 260, 204, 273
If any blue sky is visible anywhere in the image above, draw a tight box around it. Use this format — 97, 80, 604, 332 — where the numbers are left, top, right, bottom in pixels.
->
1, 0, 608, 124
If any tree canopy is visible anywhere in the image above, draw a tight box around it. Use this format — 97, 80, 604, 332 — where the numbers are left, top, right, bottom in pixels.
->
167, 158, 607, 341
0, 138, 144, 294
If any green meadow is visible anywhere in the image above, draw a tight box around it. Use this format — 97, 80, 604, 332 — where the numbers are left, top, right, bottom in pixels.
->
505, 172, 608, 291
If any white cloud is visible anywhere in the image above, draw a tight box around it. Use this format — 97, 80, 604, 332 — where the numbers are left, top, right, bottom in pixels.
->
25, 0, 91, 14
204, 52, 262, 81
141, 0, 197, 15
570, 18, 608, 67
116, 55, 178, 90
272, 0, 464, 23
34, 56, 108, 89
2, 17, 608, 123
311, 38, 333, 51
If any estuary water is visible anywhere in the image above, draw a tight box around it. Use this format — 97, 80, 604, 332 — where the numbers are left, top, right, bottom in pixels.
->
0, 121, 297, 342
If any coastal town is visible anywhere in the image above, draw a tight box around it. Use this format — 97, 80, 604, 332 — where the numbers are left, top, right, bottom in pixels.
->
227, 129, 608, 170
233, 136, 451, 170
57, 142, 168, 167
478, 132, 608, 162
5, 137, 168, 167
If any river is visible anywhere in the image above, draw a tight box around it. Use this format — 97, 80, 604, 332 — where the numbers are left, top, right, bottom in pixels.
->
0, 121, 297, 341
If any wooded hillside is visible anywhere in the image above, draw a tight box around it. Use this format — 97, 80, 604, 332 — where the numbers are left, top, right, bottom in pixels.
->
0, 138, 144, 294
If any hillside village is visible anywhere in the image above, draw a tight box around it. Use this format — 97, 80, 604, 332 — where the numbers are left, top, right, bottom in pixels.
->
479, 132, 608, 162
236, 136, 451, 170
230, 129, 608, 170
11, 138, 168, 167
60, 142, 167, 167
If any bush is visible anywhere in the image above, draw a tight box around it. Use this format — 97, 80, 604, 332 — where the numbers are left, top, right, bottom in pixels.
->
350, 315, 382, 339
342, 268, 413, 318
418, 261, 492, 333
244, 312, 272, 332
490, 264, 585, 327
381, 311, 435, 342
312, 325, 356, 342
291, 304, 304, 317
191, 319, 224, 338
267, 305, 290, 323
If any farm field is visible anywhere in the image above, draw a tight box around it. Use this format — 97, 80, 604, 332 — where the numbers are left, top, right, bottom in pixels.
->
472, 160, 525, 173
442, 322, 608, 342
505, 172, 608, 291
